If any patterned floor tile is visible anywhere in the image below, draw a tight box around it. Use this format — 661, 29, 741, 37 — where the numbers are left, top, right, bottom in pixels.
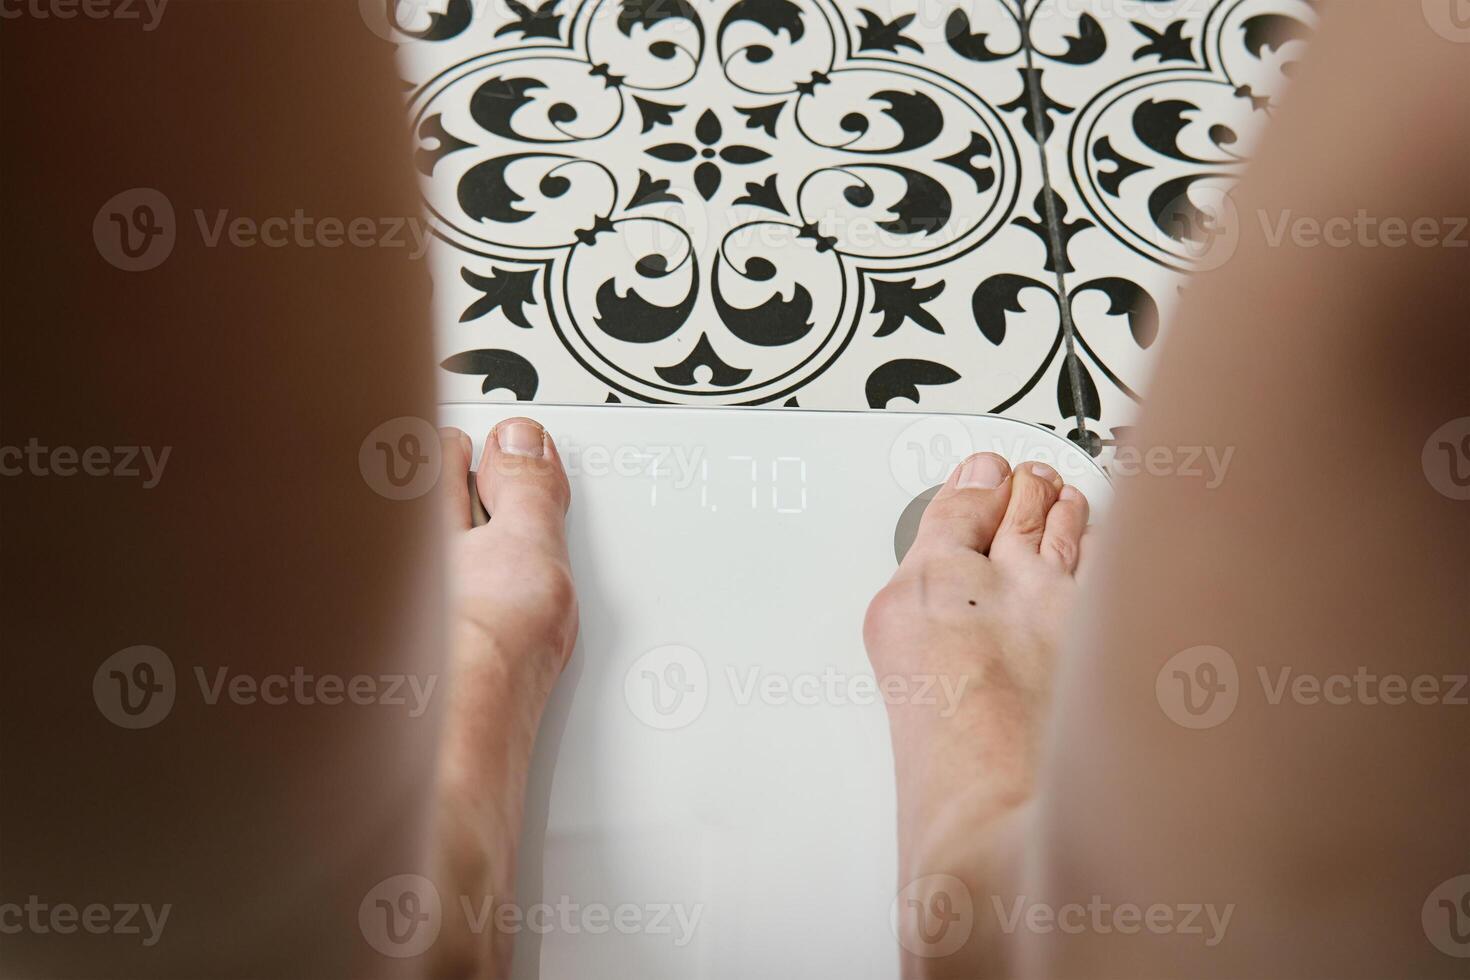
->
391, 0, 1316, 453
1025, 0, 1316, 450
395, 0, 1103, 439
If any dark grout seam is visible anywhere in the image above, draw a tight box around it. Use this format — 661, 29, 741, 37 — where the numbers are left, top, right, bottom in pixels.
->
1018, 0, 1092, 452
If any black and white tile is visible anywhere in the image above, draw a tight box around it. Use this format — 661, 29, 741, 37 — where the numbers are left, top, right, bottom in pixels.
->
1025, 0, 1317, 452
389, 0, 1314, 451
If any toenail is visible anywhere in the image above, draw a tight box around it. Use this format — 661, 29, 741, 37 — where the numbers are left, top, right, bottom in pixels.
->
1028, 462, 1061, 486
497, 420, 545, 458
957, 453, 1009, 489
438, 427, 472, 463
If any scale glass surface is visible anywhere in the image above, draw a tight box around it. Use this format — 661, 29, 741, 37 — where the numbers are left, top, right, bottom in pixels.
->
438, 403, 1111, 979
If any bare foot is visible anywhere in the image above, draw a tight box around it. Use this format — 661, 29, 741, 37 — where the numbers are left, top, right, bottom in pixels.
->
432, 417, 579, 979
863, 453, 1088, 977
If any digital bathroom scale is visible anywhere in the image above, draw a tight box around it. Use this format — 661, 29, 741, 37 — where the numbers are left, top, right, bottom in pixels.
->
437, 403, 1111, 979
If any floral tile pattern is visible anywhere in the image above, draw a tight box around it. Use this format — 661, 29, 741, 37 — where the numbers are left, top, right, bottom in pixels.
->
388, 0, 1314, 453
1025, 0, 1317, 452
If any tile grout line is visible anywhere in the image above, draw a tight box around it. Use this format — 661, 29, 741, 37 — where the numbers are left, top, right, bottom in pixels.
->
1019, 0, 1091, 451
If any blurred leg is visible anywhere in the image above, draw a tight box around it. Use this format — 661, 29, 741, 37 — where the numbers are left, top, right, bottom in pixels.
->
2, 5, 441, 977
865, 3, 1470, 977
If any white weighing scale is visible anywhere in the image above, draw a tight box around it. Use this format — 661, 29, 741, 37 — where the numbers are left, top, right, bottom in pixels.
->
438, 403, 1111, 980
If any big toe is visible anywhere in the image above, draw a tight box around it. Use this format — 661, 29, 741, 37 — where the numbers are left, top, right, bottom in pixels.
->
475, 417, 571, 550
905, 452, 1014, 560
990, 461, 1064, 564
